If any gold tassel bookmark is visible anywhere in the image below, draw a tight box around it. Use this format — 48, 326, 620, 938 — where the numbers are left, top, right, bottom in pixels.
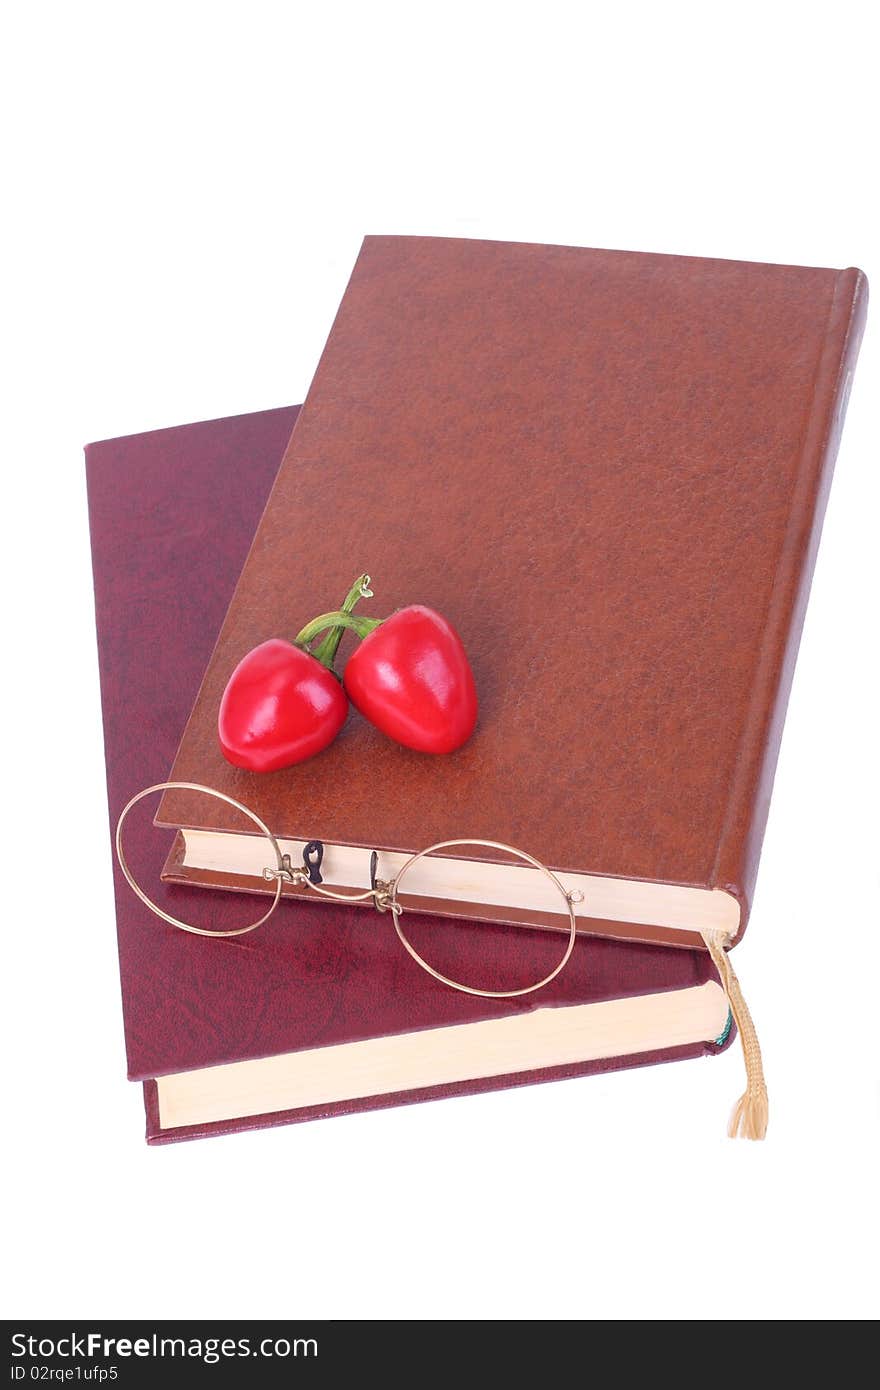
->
701, 930, 769, 1141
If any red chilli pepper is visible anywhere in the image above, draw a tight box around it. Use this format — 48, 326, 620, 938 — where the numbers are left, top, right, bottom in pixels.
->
217, 575, 372, 772
343, 605, 477, 754
218, 639, 348, 772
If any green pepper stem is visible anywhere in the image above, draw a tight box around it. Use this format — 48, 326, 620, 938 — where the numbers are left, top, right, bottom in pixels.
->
295, 609, 383, 657
310, 573, 374, 670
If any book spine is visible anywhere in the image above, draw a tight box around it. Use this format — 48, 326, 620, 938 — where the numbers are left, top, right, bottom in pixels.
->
712, 267, 869, 940
143, 1080, 161, 1142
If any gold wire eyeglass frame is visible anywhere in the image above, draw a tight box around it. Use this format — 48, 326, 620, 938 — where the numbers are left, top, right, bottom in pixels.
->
115, 782, 584, 1001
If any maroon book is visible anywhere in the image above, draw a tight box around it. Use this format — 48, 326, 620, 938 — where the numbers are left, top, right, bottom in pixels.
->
87, 406, 730, 1144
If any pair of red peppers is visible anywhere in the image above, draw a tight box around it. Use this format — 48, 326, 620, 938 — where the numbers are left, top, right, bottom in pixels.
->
219, 575, 478, 771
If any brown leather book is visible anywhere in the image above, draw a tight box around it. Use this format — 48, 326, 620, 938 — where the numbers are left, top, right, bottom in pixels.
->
160, 236, 866, 957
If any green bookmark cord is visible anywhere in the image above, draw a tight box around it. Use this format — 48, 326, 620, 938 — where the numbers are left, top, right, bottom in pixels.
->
714, 1010, 733, 1048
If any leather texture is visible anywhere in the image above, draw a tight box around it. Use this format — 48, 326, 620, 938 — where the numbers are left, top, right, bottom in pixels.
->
159, 238, 867, 945
86, 406, 724, 1143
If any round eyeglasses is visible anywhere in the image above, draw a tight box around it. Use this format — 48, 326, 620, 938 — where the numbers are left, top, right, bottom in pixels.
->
115, 781, 583, 1000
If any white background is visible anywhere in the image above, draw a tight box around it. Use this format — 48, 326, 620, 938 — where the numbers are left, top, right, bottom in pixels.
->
2, 1, 877, 1322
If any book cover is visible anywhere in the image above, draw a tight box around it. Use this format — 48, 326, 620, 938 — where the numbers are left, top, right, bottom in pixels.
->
86, 405, 729, 1144
158, 237, 867, 951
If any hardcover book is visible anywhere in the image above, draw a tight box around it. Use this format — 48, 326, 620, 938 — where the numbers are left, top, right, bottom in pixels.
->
87, 406, 730, 1144
159, 237, 867, 957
